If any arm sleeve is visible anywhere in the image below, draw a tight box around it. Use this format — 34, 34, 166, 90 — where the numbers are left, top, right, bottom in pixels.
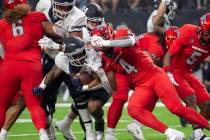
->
68, 15, 86, 32
55, 52, 70, 74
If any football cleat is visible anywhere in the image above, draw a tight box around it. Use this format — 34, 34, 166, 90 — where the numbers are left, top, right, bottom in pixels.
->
190, 128, 210, 140
104, 132, 118, 140
39, 128, 50, 140
86, 130, 97, 140
127, 122, 145, 140
54, 120, 76, 140
96, 131, 104, 140
165, 128, 185, 140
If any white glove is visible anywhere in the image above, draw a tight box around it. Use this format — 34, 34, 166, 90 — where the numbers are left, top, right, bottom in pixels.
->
38, 37, 60, 50
166, 72, 179, 86
162, 0, 172, 5
90, 35, 104, 47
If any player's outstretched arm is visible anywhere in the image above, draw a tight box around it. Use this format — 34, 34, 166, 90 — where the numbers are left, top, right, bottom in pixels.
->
42, 21, 64, 44
90, 36, 136, 48
152, 0, 170, 26
33, 65, 65, 95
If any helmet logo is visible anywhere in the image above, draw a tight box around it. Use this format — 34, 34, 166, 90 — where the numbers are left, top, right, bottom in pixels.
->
82, 6, 88, 14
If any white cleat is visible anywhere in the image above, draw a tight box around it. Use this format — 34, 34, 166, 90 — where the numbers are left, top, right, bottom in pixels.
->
39, 128, 49, 140
190, 128, 210, 140
86, 130, 97, 140
165, 128, 185, 140
104, 132, 118, 140
0, 135, 6, 140
96, 131, 104, 140
54, 120, 76, 140
127, 122, 145, 140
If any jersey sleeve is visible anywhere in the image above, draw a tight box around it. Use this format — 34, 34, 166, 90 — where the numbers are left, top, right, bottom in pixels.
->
167, 24, 189, 56
55, 52, 70, 74
69, 15, 86, 32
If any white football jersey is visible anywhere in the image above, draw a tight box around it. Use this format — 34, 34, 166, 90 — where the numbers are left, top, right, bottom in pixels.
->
147, 10, 170, 32
36, 0, 86, 59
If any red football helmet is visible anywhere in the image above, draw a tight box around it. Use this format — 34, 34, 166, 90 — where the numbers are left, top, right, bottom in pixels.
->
165, 26, 180, 48
198, 13, 210, 43
90, 24, 113, 40
4, 0, 27, 9
200, 13, 210, 34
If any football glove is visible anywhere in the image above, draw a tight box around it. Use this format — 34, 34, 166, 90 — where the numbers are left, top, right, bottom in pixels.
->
32, 87, 44, 96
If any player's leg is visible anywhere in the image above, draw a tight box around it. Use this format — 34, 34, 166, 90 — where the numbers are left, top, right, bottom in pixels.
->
188, 74, 210, 139
153, 70, 210, 130
0, 62, 20, 129
105, 73, 129, 140
88, 88, 110, 140
54, 104, 78, 140
54, 75, 78, 140
0, 94, 25, 139
21, 62, 49, 140
127, 86, 185, 139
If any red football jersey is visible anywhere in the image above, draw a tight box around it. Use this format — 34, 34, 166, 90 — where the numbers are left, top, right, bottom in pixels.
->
0, 57, 2, 65
168, 24, 210, 71
0, 12, 47, 62
118, 39, 155, 84
138, 33, 165, 64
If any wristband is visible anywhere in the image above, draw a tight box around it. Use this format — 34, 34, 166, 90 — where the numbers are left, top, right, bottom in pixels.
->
129, 36, 136, 46
39, 83, 46, 90
82, 85, 89, 91
102, 40, 111, 47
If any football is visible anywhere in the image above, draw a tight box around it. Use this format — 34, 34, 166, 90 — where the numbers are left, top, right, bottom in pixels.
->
74, 71, 94, 85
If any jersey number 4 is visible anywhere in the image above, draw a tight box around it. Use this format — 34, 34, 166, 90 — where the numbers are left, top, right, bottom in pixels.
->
119, 58, 138, 74
186, 50, 202, 65
12, 19, 24, 36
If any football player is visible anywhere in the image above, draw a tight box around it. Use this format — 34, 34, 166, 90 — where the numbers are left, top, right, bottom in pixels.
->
164, 13, 210, 140
54, 3, 109, 140
33, 36, 116, 140
147, 0, 176, 32
90, 30, 210, 139
35, 0, 86, 139
0, 0, 63, 140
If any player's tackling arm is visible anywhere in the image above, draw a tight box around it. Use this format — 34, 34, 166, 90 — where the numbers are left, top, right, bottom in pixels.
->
91, 36, 136, 48
42, 21, 64, 44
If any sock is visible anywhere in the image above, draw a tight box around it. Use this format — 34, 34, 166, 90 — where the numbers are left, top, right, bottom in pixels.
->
78, 109, 93, 131
107, 99, 126, 128
106, 128, 115, 134
0, 129, 8, 137
63, 115, 74, 126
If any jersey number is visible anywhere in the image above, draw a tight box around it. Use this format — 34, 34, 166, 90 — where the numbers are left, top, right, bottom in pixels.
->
186, 50, 202, 65
119, 58, 138, 74
12, 19, 24, 36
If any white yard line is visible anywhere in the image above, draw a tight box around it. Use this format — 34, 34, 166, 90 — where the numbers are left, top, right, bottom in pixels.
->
8, 125, 182, 137
55, 102, 165, 108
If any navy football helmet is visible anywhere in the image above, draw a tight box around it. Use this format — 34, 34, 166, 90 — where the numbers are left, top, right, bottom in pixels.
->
52, 0, 75, 19
82, 3, 104, 30
64, 36, 86, 67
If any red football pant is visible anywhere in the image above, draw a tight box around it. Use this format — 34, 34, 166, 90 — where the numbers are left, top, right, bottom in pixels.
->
107, 73, 129, 128
127, 68, 209, 133
0, 61, 46, 130
173, 71, 210, 104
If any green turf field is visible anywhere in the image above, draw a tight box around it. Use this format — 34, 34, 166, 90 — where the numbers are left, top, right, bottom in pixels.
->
8, 103, 210, 140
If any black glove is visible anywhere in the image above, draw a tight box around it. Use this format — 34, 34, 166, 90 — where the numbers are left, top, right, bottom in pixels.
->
32, 87, 44, 96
